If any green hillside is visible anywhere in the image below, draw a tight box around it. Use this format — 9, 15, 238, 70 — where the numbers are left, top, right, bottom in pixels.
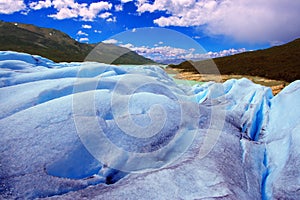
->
0, 21, 155, 64
85, 43, 154, 65
169, 38, 300, 82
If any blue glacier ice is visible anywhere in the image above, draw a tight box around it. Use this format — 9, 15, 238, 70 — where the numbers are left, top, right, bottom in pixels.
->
0, 51, 299, 199
260, 80, 300, 199
0, 51, 55, 67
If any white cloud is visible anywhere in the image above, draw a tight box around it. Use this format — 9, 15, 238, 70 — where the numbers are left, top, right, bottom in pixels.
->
136, 0, 300, 43
121, 0, 133, 3
106, 16, 117, 22
153, 41, 163, 47
191, 48, 247, 60
98, 12, 112, 19
81, 1, 112, 21
119, 42, 246, 61
115, 4, 123, 12
21, 9, 30, 15
94, 30, 102, 34
49, 7, 77, 19
132, 28, 137, 32
102, 39, 118, 44
0, 0, 26, 14
119, 43, 134, 49
77, 30, 88, 36
119, 44, 194, 60
29, 0, 51, 10
82, 24, 92, 29
27, 0, 112, 21
48, 0, 112, 21
79, 37, 89, 42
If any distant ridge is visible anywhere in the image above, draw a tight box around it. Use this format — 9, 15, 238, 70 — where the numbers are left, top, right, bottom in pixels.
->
170, 38, 300, 82
0, 21, 155, 64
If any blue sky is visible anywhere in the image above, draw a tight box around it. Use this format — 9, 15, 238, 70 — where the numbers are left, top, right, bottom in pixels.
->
0, 0, 299, 61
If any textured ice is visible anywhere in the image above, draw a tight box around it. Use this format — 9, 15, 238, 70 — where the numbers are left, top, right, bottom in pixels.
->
0, 51, 299, 199
192, 78, 273, 140
0, 51, 56, 69
260, 81, 300, 199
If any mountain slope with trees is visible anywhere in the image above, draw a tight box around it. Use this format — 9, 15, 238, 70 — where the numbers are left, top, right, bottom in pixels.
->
170, 38, 300, 82
0, 21, 154, 64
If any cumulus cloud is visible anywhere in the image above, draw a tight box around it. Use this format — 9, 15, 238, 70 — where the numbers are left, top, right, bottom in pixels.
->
136, 0, 300, 44
198, 48, 246, 59
0, 0, 26, 14
99, 12, 112, 19
120, 43, 134, 49
102, 39, 118, 44
79, 37, 89, 42
81, 2, 112, 21
94, 30, 102, 33
21, 10, 30, 15
29, 0, 51, 10
154, 41, 163, 47
49, 7, 77, 19
119, 42, 246, 61
82, 24, 92, 29
106, 16, 117, 22
77, 30, 88, 36
115, 4, 123, 12
121, 0, 133, 3
46, 0, 112, 21
120, 44, 194, 61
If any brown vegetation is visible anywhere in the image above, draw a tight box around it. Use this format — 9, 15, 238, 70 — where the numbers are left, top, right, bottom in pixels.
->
168, 38, 300, 94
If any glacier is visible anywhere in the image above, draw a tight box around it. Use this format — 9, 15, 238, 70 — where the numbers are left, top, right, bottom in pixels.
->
0, 51, 299, 199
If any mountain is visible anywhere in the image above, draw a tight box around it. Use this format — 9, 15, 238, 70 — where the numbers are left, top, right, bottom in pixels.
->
169, 38, 300, 82
0, 21, 155, 64
84, 42, 155, 65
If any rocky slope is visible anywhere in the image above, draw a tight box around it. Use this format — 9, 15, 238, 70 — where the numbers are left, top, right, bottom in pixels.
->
0, 21, 154, 64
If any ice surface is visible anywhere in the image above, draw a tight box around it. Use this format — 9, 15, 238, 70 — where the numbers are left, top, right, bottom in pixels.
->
0, 51, 55, 67
0, 51, 299, 199
261, 81, 300, 199
192, 78, 273, 140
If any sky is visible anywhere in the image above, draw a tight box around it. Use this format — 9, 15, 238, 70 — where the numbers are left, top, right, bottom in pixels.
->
0, 0, 299, 62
